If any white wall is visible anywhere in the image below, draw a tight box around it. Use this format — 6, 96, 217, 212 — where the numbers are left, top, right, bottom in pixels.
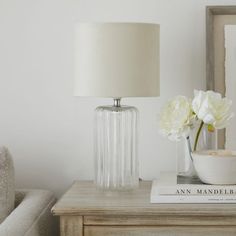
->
0, 0, 235, 197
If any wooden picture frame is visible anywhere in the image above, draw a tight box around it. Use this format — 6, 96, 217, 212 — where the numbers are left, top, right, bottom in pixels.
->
206, 6, 236, 148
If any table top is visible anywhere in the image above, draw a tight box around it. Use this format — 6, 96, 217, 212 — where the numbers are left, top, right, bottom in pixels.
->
52, 180, 236, 216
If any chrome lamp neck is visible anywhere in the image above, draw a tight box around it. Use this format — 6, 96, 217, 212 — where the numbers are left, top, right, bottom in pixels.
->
113, 98, 121, 107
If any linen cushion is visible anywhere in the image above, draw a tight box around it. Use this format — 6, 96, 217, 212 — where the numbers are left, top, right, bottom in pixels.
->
0, 146, 15, 223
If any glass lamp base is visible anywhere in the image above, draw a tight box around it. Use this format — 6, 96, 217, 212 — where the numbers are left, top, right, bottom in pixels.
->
94, 102, 139, 190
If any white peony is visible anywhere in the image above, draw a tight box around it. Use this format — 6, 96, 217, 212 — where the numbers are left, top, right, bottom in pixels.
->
192, 90, 234, 129
159, 96, 195, 141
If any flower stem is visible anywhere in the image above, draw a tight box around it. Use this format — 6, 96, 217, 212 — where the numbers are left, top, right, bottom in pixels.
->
186, 136, 193, 161
194, 121, 204, 151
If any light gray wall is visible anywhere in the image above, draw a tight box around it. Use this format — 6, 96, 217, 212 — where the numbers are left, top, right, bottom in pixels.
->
0, 0, 235, 196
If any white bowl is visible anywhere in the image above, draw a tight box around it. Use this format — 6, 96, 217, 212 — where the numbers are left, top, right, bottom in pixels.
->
192, 150, 236, 185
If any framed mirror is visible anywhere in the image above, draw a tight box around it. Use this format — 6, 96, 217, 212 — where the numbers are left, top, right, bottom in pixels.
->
206, 6, 236, 149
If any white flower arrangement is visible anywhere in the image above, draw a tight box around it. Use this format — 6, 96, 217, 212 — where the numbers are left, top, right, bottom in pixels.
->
159, 90, 234, 151
159, 96, 195, 141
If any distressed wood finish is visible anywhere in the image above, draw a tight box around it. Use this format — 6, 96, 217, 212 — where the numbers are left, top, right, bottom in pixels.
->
52, 181, 236, 216
84, 215, 236, 226
60, 216, 83, 236
206, 6, 236, 148
52, 181, 236, 236
84, 226, 236, 236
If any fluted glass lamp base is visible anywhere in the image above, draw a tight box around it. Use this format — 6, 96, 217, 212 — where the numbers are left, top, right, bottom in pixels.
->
94, 99, 139, 190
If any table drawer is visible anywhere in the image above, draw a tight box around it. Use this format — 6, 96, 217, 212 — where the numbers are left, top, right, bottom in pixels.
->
84, 226, 236, 236
84, 215, 236, 226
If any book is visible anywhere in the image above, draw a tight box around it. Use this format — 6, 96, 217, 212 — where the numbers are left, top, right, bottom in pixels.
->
151, 172, 236, 203
158, 172, 236, 195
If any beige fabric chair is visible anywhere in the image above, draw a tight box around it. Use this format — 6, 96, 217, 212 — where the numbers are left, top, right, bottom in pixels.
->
0, 147, 58, 236
0, 147, 15, 223
0, 189, 58, 236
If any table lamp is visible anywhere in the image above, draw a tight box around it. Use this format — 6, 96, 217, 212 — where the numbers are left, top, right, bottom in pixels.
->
74, 23, 160, 190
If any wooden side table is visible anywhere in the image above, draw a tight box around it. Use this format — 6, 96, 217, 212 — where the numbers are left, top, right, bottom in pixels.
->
52, 181, 236, 236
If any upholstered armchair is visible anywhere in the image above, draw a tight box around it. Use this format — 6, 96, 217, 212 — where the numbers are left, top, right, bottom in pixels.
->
0, 189, 58, 236
0, 147, 58, 236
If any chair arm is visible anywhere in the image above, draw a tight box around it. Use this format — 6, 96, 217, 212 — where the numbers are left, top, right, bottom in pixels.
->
0, 189, 58, 236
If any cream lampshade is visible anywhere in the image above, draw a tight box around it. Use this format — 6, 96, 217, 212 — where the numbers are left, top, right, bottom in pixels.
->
74, 23, 160, 190
74, 23, 160, 97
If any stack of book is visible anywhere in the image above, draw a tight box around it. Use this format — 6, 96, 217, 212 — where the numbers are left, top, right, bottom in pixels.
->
151, 172, 236, 203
